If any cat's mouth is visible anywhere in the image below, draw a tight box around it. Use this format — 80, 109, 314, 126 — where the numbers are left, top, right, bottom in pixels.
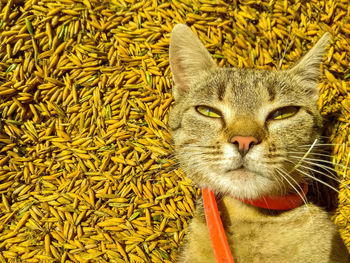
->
225, 167, 242, 173
225, 165, 248, 173
224, 166, 265, 180
225, 167, 254, 176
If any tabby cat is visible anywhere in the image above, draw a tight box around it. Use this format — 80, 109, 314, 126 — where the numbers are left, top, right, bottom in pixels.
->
169, 24, 349, 263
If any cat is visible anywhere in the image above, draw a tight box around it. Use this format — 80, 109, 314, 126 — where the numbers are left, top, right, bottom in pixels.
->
169, 24, 350, 263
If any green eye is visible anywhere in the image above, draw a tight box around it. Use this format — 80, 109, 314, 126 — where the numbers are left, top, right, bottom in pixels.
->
269, 106, 299, 120
196, 106, 221, 118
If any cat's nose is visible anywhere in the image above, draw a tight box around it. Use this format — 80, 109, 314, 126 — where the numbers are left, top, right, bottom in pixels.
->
231, 136, 258, 157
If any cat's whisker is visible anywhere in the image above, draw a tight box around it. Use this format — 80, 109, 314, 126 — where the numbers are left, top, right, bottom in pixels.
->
284, 158, 349, 190
275, 167, 309, 207
293, 167, 344, 197
179, 154, 222, 164
276, 168, 317, 222
297, 143, 348, 147
273, 169, 287, 195
288, 138, 318, 174
317, 135, 332, 138
289, 159, 348, 182
287, 151, 334, 159
181, 164, 214, 186
283, 156, 347, 188
179, 148, 221, 154
178, 143, 218, 149
297, 163, 350, 190
296, 148, 336, 156
302, 163, 341, 182
277, 168, 318, 224
298, 168, 350, 211
276, 167, 304, 193
289, 155, 350, 171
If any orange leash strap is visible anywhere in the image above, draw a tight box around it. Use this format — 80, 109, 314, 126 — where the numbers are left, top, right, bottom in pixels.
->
202, 188, 235, 263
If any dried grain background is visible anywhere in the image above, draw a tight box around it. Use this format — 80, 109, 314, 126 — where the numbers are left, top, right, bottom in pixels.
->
0, 0, 349, 262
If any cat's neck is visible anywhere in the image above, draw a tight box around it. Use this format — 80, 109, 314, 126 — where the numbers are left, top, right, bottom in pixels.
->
217, 195, 302, 224
218, 196, 266, 222
215, 180, 308, 222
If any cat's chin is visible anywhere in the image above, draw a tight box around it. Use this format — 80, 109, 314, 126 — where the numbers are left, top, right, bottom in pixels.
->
202, 167, 280, 200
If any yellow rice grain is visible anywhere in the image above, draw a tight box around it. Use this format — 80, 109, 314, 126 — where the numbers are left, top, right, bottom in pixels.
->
0, 0, 349, 261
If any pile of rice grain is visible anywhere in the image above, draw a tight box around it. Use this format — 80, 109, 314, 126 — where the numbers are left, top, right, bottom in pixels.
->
0, 0, 349, 262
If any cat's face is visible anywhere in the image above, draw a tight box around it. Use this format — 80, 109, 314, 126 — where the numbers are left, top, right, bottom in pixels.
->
169, 24, 329, 199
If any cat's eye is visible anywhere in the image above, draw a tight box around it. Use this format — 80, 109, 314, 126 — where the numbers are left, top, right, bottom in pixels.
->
196, 106, 222, 118
269, 106, 299, 120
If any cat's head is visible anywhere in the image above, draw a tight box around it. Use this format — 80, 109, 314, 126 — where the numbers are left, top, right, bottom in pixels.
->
169, 24, 330, 199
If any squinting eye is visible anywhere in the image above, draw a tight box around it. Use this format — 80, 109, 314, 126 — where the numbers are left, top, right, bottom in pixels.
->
196, 106, 222, 118
269, 106, 299, 120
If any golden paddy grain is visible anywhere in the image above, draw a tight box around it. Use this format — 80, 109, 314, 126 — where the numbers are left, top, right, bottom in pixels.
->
0, 0, 349, 262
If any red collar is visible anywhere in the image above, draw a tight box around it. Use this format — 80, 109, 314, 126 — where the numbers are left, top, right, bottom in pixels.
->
202, 183, 308, 263
238, 182, 308, 210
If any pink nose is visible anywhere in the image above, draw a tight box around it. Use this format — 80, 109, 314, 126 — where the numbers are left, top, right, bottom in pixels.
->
231, 136, 258, 157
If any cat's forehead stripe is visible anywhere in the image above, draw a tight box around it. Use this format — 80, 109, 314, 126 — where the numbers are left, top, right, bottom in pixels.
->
217, 81, 226, 101
266, 80, 276, 102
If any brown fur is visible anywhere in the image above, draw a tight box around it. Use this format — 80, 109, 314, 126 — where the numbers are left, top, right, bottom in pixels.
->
181, 197, 347, 262
169, 24, 349, 262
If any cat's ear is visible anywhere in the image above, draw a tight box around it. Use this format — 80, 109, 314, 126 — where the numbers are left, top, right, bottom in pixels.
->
287, 32, 330, 84
169, 24, 217, 99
